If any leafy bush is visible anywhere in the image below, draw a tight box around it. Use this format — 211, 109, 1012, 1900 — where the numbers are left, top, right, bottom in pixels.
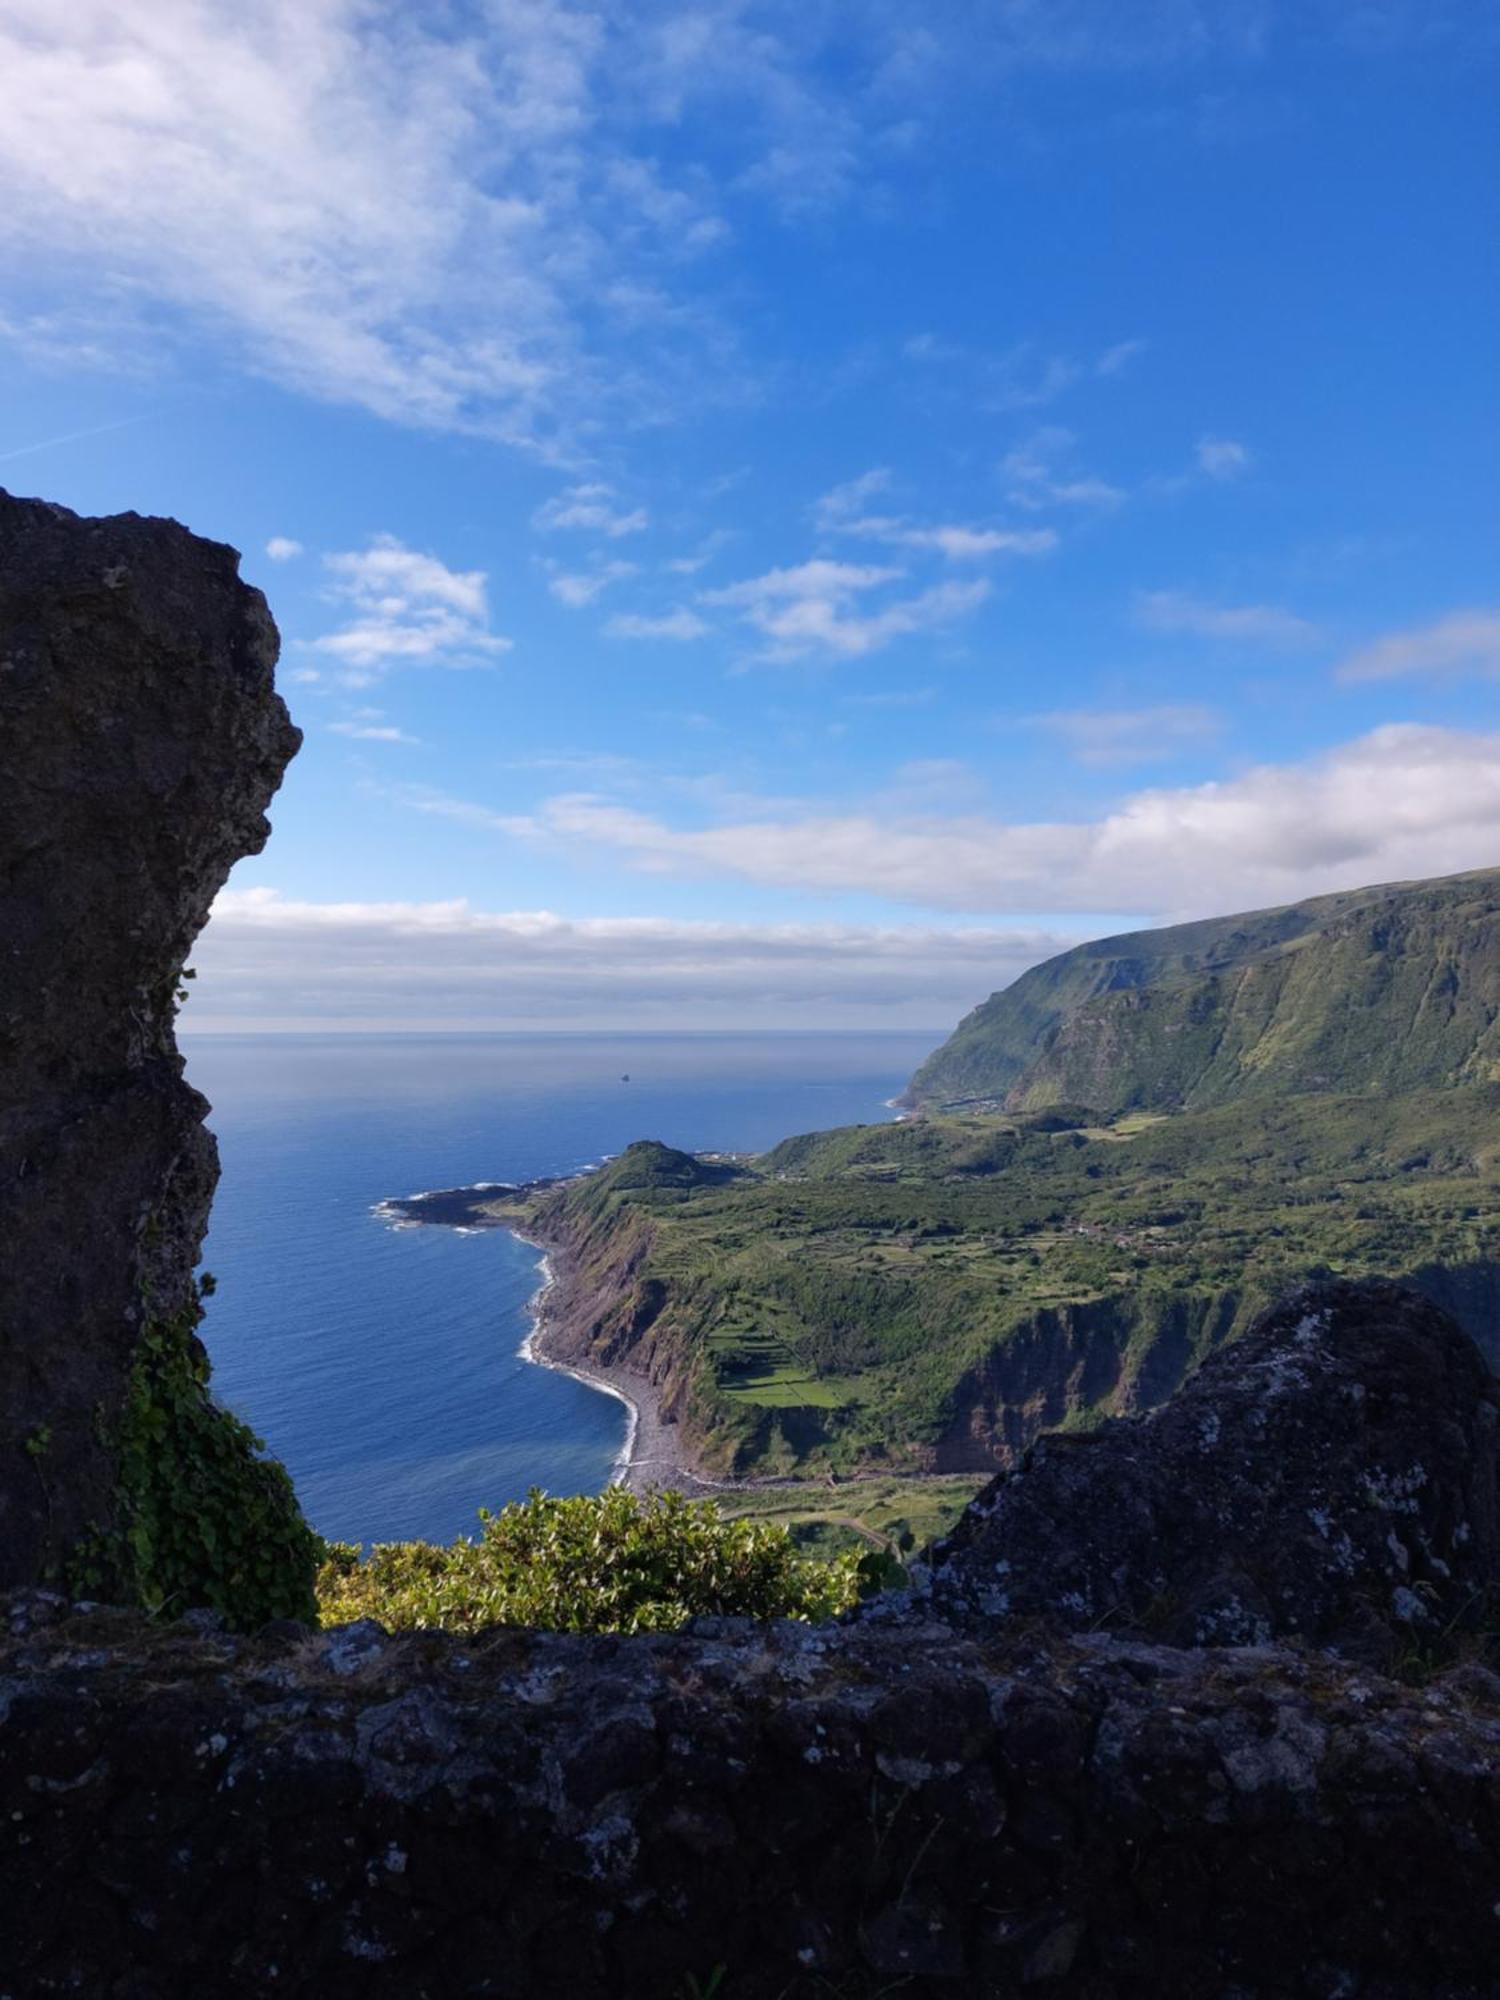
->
74, 1298, 322, 1630
316, 1486, 862, 1634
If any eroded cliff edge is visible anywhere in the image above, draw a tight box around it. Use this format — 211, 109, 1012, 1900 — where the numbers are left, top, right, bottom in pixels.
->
0, 489, 301, 1589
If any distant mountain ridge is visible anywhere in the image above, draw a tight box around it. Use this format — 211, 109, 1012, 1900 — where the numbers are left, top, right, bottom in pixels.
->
904, 865, 1500, 1115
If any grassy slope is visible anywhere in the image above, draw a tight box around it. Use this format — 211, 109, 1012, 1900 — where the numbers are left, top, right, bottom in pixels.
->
904, 865, 1500, 1114
507, 1086, 1500, 1481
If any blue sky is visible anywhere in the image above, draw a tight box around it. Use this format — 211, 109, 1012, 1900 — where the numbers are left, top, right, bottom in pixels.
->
3, 1, 1498, 1028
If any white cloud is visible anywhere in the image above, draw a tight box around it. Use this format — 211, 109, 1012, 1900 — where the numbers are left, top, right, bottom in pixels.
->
547, 559, 638, 608
265, 536, 303, 561
1096, 338, 1146, 376
844, 686, 936, 710
604, 607, 709, 641
533, 483, 649, 537
190, 887, 1070, 1031
814, 473, 1058, 561
1196, 436, 1253, 480
814, 467, 893, 526
311, 533, 510, 682
703, 559, 987, 660
1135, 589, 1320, 647
706, 559, 902, 605
489, 725, 1500, 917
329, 721, 420, 745
987, 348, 1080, 412
1002, 428, 1125, 511
1337, 609, 1500, 683
0, 9, 1468, 455
849, 519, 1058, 560
1027, 704, 1222, 767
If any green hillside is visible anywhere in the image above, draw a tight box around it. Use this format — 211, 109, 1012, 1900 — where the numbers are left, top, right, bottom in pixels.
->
495, 1088, 1500, 1482
903, 865, 1500, 1115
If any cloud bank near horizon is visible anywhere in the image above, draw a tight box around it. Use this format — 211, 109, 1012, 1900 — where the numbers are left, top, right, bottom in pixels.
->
187, 892, 1073, 1032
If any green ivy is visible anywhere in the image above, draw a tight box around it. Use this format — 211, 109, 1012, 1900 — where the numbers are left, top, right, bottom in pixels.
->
79, 1297, 321, 1629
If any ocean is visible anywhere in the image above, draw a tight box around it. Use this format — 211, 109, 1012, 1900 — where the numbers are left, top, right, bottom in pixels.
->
185, 1031, 934, 1548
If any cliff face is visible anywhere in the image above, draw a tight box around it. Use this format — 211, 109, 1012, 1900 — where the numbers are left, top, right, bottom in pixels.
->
905, 866, 1500, 1113
924, 1279, 1500, 1660
0, 490, 300, 1586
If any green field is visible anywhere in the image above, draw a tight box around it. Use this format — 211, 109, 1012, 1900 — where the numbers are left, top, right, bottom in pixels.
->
501, 1083, 1500, 1481
717, 1475, 988, 1560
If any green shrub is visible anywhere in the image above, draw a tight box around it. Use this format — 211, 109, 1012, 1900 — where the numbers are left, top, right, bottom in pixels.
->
317, 1486, 862, 1634
77, 1300, 322, 1630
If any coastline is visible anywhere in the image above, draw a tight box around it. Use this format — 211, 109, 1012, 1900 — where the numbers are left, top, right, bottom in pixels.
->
509, 1224, 722, 1498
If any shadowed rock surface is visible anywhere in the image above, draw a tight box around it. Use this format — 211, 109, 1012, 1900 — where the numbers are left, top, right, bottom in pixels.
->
0, 489, 299, 1585
922, 1280, 1500, 1660
5, 1586, 1500, 1999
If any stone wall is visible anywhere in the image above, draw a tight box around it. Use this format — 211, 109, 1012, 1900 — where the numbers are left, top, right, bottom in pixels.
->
0, 490, 299, 1585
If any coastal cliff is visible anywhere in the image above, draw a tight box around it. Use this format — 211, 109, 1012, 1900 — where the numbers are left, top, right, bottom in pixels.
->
398, 1087, 1500, 1496
904, 866, 1500, 1115
0, 489, 315, 1614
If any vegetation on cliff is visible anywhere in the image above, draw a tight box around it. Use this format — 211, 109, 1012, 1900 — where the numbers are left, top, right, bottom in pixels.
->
905, 865, 1500, 1114
490, 1086, 1500, 1483
316, 1486, 862, 1633
70, 1289, 322, 1630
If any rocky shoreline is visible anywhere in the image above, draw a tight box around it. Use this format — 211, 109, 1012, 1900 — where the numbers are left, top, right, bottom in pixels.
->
381, 1182, 724, 1497
514, 1228, 726, 1497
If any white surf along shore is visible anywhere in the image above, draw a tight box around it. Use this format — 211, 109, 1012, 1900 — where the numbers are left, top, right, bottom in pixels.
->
376, 1177, 716, 1496
513, 1240, 640, 1488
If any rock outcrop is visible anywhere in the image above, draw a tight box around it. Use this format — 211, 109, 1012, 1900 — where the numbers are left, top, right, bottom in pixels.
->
0, 489, 300, 1587
6, 1587, 1500, 1999
923, 1280, 1500, 1660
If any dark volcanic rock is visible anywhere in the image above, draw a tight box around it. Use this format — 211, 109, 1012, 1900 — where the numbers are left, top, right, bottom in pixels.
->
4, 1598, 1500, 1999
923, 1279, 1500, 1658
0, 489, 299, 1585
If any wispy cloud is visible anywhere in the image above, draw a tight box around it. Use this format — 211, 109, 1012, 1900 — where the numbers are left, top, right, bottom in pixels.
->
329, 720, 421, 745
1001, 428, 1125, 511
311, 535, 511, 684
852, 520, 1057, 560
814, 469, 1056, 561
1096, 338, 1147, 377
0, 8, 1470, 458
546, 559, 638, 608
1135, 589, 1320, 646
1196, 435, 1253, 480
605, 607, 709, 641
1337, 609, 1500, 682
0, 412, 150, 463
265, 536, 303, 562
1026, 703, 1222, 767
703, 558, 987, 660
843, 686, 936, 710
814, 468, 894, 526
533, 483, 649, 537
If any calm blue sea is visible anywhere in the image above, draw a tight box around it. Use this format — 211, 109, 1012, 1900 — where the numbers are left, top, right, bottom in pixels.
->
184, 1032, 934, 1547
